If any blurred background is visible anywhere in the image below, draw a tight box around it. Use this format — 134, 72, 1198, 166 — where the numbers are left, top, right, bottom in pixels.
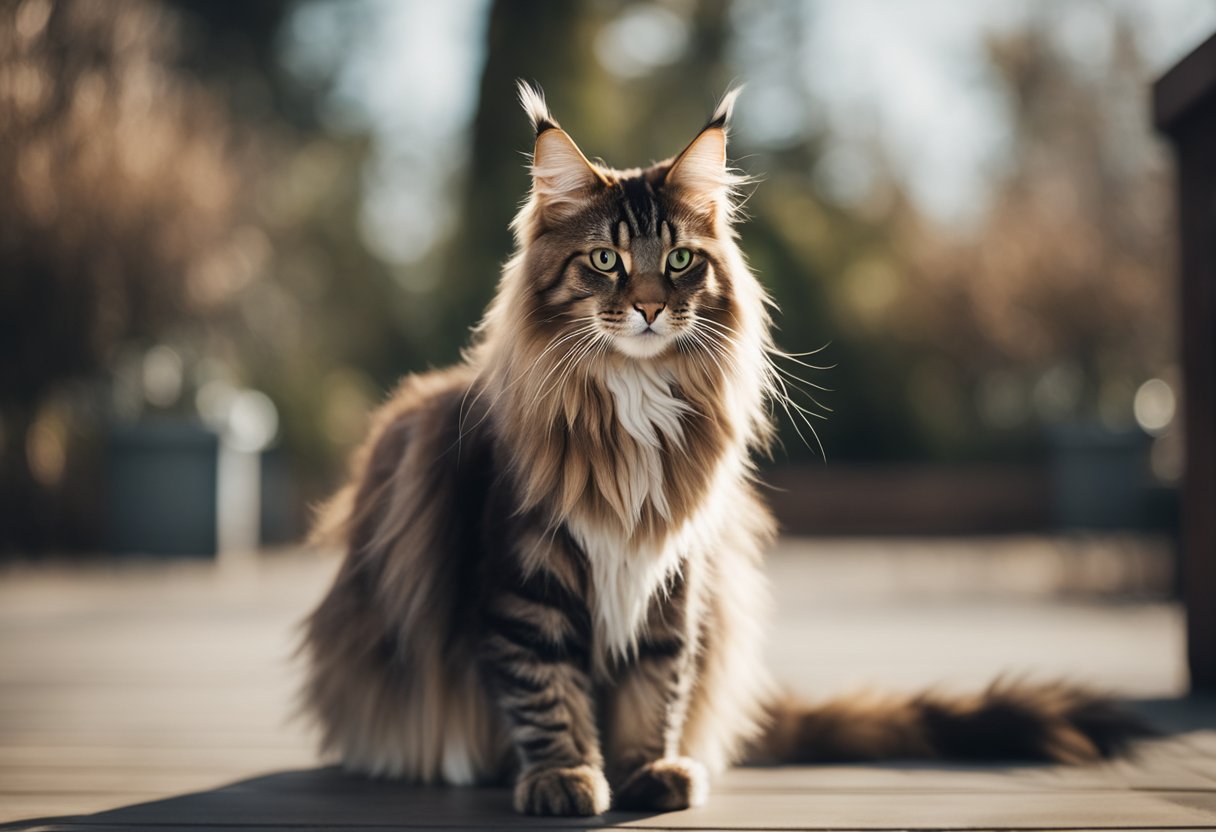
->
1, 0, 1213, 554
6, 3, 1216, 821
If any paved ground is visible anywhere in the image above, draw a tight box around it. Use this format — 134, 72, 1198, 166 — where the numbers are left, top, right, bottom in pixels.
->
2, 535, 1214, 830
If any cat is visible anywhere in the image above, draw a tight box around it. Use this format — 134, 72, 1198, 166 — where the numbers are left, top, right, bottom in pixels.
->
300, 83, 1148, 817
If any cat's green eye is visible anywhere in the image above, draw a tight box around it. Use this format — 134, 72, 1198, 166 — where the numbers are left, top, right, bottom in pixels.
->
667, 248, 693, 272
590, 248, 618, 272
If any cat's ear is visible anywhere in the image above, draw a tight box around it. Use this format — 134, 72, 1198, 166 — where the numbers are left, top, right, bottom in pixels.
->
665, 86, 742, 217
518, 81, 605, 217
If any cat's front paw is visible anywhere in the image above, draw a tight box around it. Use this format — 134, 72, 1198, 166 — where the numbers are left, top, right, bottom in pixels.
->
513, 764, 611, 816
614, 756, 708, 811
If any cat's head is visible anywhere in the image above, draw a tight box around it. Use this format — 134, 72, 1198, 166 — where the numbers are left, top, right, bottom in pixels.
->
510, 83, 748, 362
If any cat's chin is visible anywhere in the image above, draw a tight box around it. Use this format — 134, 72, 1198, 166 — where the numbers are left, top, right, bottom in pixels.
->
611, 332, 674, 360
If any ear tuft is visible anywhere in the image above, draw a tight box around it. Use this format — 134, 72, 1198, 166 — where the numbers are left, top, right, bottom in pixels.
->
517, 80, 560, 136
705, 84, 743, 132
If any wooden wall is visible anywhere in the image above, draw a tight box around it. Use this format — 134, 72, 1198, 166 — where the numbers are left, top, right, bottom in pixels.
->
1155, 33, 1216, 691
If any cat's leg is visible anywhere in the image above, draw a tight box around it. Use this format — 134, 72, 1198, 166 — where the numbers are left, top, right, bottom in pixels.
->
480, 537, 609, 816
606, 567, 709, 811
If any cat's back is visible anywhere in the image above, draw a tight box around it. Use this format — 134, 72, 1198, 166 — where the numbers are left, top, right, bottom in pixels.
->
311, 363, 485, 554
302, 362, 510, 782
366, 363, 480, 460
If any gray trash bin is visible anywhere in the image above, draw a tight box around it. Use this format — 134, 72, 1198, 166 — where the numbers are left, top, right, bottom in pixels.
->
106, 422, 220, 556
1048, 423, 1151, 530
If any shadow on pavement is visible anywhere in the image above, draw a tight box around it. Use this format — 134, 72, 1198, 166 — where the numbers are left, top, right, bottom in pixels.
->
5, 697, 1212, 832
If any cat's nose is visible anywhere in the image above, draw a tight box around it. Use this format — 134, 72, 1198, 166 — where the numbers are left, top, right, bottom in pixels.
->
633, 302, 666, 325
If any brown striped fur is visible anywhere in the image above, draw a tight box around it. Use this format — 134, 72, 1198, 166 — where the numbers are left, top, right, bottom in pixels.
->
300, 84, 1150, 817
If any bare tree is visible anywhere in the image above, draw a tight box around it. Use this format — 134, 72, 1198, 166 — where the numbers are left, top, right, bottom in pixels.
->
0, 0, 240, 548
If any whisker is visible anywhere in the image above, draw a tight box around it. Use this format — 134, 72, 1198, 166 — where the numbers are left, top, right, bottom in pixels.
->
457, 304, 578, 433
690, 312, 829, 458
537, 332, 610, 439
525, 327, 603, 421
450, 320, 601, 456
771, 365, 833, 412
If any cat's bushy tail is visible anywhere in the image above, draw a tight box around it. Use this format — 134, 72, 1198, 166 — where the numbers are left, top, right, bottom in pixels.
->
752, 680, 1154, 765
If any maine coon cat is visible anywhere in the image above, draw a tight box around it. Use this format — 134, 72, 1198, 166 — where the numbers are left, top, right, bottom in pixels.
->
301, 84, 1146, 817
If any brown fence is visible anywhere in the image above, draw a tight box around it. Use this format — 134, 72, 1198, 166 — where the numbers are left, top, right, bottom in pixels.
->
764, 464, 1052, 536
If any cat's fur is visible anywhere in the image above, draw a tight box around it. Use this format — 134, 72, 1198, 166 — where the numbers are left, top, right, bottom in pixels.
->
300, 84, 1148, 816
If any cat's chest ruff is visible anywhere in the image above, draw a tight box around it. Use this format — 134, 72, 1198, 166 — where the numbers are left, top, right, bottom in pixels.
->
572, 361, 695, 672
600, 362, 688, 522
572, 524, 682, 676
568, 456, 736, 675
601, 361, 687, 452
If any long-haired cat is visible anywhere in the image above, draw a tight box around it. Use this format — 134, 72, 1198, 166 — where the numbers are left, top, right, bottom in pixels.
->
301, 84, 1147, 816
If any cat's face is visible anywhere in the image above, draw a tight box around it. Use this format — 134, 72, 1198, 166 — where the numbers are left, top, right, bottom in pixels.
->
525, 166, 730, 360
514, 85, 741, 362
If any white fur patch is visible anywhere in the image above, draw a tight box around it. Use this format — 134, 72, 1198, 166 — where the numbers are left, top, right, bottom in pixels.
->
574, 523, 681, 675
570, 364, 744, 672
604, 362, 685, 446
570, 455, 743, 674
612, 331, 675, 359
601, 362, 687, 521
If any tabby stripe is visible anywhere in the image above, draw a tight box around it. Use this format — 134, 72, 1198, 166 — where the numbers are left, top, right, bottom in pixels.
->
618, 203, 636, 239
537, 252, 581, 297
673, 259, 709, 288
637, 636, 685, 661
512, 711, 569, 733
621, 177, 655, 236
510, 571, 592, 633
702, 252, 731, 294
519, 734, 562, 757
489, 663, 549, 694
514, 694, 562, 714
484, 613, 588, 665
